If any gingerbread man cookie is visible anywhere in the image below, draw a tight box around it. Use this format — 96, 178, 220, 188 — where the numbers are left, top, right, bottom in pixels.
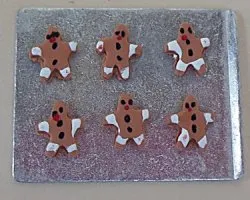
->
29, 26, 78, 81
164, 22, 210, 76
166, 96, 214, 148
104, 94, 149, 147
96, 24, 143, 80
38, 101, 83, 157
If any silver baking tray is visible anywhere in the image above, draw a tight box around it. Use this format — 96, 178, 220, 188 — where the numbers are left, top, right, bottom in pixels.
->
13, 8, 243, 182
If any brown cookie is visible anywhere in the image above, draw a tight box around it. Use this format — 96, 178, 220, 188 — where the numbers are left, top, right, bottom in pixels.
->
164, 22, 210, 76
29, 26, 78, 82
38, 101, 83, 157
104, 94, 149, 147
166, 95, 214, 148
96, 24, 143, 80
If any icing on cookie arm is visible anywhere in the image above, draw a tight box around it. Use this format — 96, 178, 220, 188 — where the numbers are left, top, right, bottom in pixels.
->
69, 41, 78, 52
105, 114, 120, 133
142, 109, 149, 121
31, 47, 42, 57
71, 118, 82, 137
96, 40, 105, 53
38, 121, 49, 133
204, 113, 214, 124
200, 38, 210, 48
170, 114, 179, 124
167, 40, 182, 58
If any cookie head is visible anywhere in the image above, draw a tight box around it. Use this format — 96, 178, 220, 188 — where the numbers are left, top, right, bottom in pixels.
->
45, 27, 62, 43
51, 101, 68, 122
183, 95, 199, 112
113, 24, 129, 41
178, 22, 195, 42
118, 94, 134, 111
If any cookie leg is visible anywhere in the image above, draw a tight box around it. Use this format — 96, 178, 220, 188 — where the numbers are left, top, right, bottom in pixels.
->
66, 144, 78, 156
40, 67, 51, 79
197, 64, 207, 76
177, 128, 190, 148
59, 67, 71, 79
133, 134, 144, 146
46, 142, 60, 157
115, 135, 128, 146
192, 58, 206, 76
103, 67, 113, 79
120, 67, 129, 80
197, 136, 207, 148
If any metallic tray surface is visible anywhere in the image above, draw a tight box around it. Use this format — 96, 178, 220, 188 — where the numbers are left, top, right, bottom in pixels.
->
13, 8, 243, 182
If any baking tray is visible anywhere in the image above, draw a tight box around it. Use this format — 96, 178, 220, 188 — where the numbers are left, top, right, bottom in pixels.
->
13, 8, 243, 182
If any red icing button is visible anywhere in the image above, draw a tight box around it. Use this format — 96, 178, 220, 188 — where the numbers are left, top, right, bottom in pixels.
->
181, 35, 187, 40
117, 36, 122, 40
53, 114, 60, 121
125, 105, 129, 110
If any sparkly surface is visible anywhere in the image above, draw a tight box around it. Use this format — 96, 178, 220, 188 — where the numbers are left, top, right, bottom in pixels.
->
13, 8, 243, 182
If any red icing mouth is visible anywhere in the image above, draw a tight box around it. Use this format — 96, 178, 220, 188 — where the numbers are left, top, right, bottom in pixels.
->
53, 114, 60, 121
125, 105, 129, 110
117, 36, 122, 40
188, 108, 192, 112
50, 37, 56, 43
181, 35, 187, 40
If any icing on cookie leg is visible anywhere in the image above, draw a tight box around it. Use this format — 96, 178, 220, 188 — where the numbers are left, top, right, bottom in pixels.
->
115, 135, 128, 145
177, 129, 190, 148
120, 67, 130, 80
66, 143, 77, 153
133, 134, 144, 145
197, 135, 207, 148
40, 67, 52, 79
59, 67, 71, 78
46, 142, 60, 152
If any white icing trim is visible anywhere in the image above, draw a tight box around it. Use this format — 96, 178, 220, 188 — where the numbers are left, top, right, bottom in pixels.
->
142, 109, 149, 121
66, 144, 77, 153
115, 135, 128, 145
40, 67, 51, 78
31, 47, 42, 56
96, 41, 104, 52
167, 40, 182, 58
69, 41, 78, 52
60, 67, 71, 78
120, 67, 129, 79
177, 128, 190, 148
38, 121, 49, 133
133, 134, 144, 145
200, 38, 210, 48
176, 58, 205, 71
104, 67, 113, 75
170, 114, 179, 124
46, 143, 59, 152
129, 44, 138, 57
105, 114, 120, 133
198, 136, 207, 148
204, 113, 214, 124
71, 119, 81, 137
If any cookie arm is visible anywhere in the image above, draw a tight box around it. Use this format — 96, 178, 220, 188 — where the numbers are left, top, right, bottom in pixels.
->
204, 113, 214, 124
38, 121, 49, 133
200, 38, 210, 48
129, 44, 142, 58
96, 40, 105, 53
69, 41, 78, 52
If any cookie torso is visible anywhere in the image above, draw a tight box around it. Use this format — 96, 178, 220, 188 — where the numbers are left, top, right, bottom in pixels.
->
115, 109, 143, 139
103, 37, 129, 70
177, 37, 203, 63
178, 110, 206, 141
40, 41, 71, 71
